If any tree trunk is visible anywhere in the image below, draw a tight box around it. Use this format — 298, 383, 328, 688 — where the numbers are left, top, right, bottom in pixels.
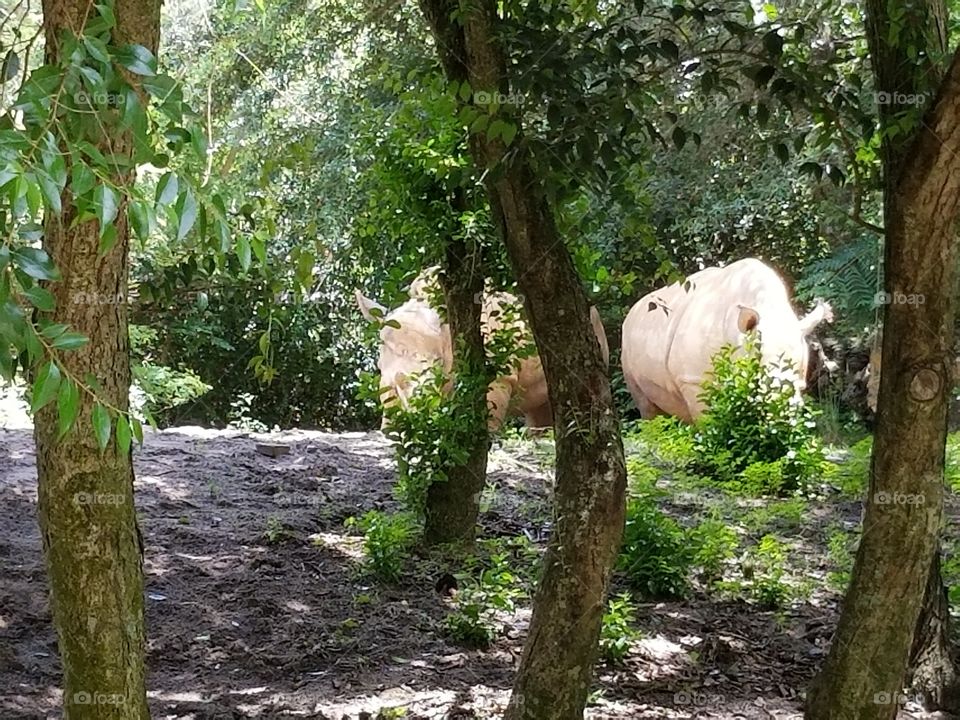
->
34, 2, 159, 718
909, 550, 960, 710
424, 231, 490, 545
804, 24, 960, 717
419, 1, 628, 717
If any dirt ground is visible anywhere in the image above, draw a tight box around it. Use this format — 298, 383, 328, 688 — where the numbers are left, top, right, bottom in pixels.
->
0, 406, 949, 719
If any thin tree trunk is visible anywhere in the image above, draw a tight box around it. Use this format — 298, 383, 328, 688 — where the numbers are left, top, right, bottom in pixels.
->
35, 2, 159, 718
424, 228, 489, 545
419, 1, 628, 716
804, 26, 960, 717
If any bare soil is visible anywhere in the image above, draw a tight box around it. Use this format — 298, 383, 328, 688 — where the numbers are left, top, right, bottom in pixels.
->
0, 418, 948, 719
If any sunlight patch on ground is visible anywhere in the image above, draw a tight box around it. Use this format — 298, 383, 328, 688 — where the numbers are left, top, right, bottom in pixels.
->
0, 385, 30, 430
310, 532, 365, 561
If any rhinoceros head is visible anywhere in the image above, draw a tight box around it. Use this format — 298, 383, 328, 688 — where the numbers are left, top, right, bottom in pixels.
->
355, 289, 452, 416
734, 298, 833, 392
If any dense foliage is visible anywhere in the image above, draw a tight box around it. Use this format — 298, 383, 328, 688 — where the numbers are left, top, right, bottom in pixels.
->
693, 338, 825, 493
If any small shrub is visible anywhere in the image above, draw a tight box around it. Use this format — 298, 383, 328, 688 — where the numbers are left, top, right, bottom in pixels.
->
628, 415, 696, 467
826, 526, 856, 593
444, 600, 495, 648
262, 515, 287, 544
690, 516, 739, 583
346, 510, 417, 582
741, 497, 808, 535
828, 436, 872, 497
626, 456, 661, 493
132, 361, 210, 422
444, 541, 529, 648
693, 337, 824, 493
736, 459, 786, 496
599, 592, 642, 664
744, 534, 791, 608
618, 493, 693, 598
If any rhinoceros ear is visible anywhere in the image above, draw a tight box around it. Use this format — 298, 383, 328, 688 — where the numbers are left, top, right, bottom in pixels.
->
355, 289, 387, 322
737, 305, 760, 333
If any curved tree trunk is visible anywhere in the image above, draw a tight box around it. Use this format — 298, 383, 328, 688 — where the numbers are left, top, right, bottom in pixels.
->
418, 1, 628, 717
804, 12, 960, 713
35, 1, 159, 718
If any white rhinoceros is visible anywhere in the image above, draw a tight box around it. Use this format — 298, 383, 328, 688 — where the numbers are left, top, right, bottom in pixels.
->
621, 258, 832, 422
356, 270, 608, 429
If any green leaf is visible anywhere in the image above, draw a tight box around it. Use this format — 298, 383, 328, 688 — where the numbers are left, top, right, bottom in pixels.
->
57, 378, 80, 439
501, 122, 518, 146
763, 30, 784, 57
129, 200, 151, 241
156, 172, 178, 206
32, 361, 61, 412
71, 163, 96, 196
13, 247, 59, 280
672, 126, 687, 150
51, 332, 88, 350
40, 323, 68, 338
82, 36, 111, 63
98, 223, 118, 256
23, 285, 55, 311
91, 403, 111, 450
131, 416, 144, 444
36, 171, 62, 214
116, 414, 131, 455
236, 235, 251, 271
756, 103, 770, 128
176, 188, 197, 240
93, 183, 119, 235
112, 44, 157, 76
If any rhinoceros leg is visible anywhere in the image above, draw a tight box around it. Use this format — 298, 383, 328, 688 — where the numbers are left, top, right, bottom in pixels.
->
487, 381, 513, 431
523, 401, 554, 429
625, 376, 664, 419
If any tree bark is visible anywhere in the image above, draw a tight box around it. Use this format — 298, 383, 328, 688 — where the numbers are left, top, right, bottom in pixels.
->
35, 2, 159, 718
909, 551, 960, 710
804, 14, 960, 714
424, 229, 490, 545
419, 1, 628, 717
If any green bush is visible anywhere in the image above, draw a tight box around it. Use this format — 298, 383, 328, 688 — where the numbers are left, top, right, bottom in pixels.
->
689, 516, 739, 583
744, 535, 791, 609
826, 526, 856, 593
627, 415, 696, 467
693, 337, 823, 493
827, 436, 872, 497
618, 493, 693, 598
599, 592, 642, 664
735, 459, 787, 496
444, 539, 531, 648
346, 510, 417, 582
